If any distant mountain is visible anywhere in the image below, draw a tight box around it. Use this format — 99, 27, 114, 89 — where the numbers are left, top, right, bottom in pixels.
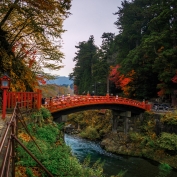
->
46, 76, 73, 86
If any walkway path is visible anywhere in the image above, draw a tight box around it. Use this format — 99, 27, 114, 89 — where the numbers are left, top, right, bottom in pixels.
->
0, 115, 11, 142
0, 115, 12, 172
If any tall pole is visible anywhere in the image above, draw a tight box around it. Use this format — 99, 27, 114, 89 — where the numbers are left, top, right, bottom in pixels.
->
95, 82, 96, 95
2, 88, 8, 119
106, 76, 109, 95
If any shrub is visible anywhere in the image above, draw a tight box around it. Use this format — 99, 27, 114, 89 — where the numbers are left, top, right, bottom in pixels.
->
161, 110, 177, 125
16, 122, 106, 177
157, 132, 177, 151
40, 107, 51, 119
26, 167, 34, 177
80, 126, 100, 140
157, 163, 172, 177
129, 132, 142, 142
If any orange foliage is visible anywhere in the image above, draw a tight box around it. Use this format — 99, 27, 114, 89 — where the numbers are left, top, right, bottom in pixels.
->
18, 132, 32, 142
15, 166, 41, 177
119, 76, 131, 88
157, 46, 164, 53
36, 76, 46, 85
109, 65, 135, 96
157, 82, 166, 96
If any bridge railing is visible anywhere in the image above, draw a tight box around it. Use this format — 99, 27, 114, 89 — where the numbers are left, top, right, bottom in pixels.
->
43, 95, 151, 112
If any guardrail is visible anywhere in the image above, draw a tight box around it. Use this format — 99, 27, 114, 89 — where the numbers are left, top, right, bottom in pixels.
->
0, 102, 53, 177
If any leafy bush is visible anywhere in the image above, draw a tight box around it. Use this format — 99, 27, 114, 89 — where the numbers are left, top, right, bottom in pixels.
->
40, 107, 51, 119
157, 163, 172, 177
80, 126, 100, 140
16, 122, 106, 177
161, 110, 177, 125
140, 136, 156, 148
129, 132, 142, 142
157, 132, 177, 151
26, 167, 34, 177
30, 111, 42, 120
35, 124, 59, 144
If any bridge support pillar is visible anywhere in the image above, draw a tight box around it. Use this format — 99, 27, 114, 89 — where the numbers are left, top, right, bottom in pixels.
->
112, 110, 120, 133
112, 111, 132, 134
54, 115, 68, 123
120, 111, 131, 134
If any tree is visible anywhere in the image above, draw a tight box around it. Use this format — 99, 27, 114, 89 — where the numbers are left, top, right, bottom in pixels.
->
69, 36, 98, 95
0, 0, 71, 91
92, 32, 117, 95
113, 0, 177, 101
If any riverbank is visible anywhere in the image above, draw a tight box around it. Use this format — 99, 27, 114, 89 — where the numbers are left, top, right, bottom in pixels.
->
65, 134, 177, 177
15, 108, 107, 177
100, 131, 177, 170
66, 110, 177, 171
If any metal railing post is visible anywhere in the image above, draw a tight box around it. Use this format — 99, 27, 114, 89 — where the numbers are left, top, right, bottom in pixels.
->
11, 119, 15, 177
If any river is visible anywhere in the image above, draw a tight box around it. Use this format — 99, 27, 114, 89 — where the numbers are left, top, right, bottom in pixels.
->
64, 134, 177, 177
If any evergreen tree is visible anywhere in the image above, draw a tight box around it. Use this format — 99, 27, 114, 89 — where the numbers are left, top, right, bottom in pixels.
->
69, 36, 98, 95
113, 0, 177, 100
92, 32, 117, 95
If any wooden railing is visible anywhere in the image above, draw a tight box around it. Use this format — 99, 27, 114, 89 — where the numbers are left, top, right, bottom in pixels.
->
43, 95, 151, 113
6, 89, 42, 110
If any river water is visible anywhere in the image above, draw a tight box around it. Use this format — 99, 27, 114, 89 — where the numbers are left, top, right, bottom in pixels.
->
64, 134, 177, 177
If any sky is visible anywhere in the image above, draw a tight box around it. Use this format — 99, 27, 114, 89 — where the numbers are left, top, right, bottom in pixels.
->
50, 0, 122, 77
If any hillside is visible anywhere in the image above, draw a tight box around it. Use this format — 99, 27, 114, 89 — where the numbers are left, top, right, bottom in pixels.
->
46, 76, 73, 86
38, 84, 73, 98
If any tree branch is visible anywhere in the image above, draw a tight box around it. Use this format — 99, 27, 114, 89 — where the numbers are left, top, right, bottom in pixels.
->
0, 0, 20, 27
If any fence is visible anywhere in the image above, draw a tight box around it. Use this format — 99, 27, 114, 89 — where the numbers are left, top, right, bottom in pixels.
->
0, 102, 53, 177
6, 89, 42, 110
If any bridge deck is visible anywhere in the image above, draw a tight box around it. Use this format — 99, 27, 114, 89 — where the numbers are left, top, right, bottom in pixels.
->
43, 96, 151, 113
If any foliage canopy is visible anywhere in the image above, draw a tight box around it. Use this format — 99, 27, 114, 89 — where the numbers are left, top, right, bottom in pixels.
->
0, 0, 71, 91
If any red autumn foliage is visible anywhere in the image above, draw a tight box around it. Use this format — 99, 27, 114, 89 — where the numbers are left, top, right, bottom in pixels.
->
157, 89, 165, 97
109, 65, 132, 89
12, 42, 37, 68
109, 65, 121, 88
36, 76, 46, 85
29, 58, 36, 68
171, 74, 177, 83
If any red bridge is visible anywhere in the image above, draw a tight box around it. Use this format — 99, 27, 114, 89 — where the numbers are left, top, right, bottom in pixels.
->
43, 95, 151, 113
3, 91, 151, 119
0, 89, 152, 176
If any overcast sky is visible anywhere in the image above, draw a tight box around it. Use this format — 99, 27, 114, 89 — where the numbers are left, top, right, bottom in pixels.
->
50, 0, 122, 77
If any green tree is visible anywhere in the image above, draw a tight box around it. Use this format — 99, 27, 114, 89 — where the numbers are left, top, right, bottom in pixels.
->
145, 0, 177, 102
92, 32, 118, 95
113, 0, 177, 100
113, 0, 158, 99
69, 35, 98, 95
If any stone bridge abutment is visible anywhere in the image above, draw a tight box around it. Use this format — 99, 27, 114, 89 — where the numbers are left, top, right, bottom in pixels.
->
111, 110, 143, 134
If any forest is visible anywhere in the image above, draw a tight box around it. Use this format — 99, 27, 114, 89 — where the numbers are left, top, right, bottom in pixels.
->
1, 0, 177, 105
69, 0, 177, 106
1, 1, 177, 176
